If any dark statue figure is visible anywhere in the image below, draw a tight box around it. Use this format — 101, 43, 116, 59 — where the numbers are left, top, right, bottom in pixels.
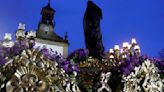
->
83, 1, 105, 59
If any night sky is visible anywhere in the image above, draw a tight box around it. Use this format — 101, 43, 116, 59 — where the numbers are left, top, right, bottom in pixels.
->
0, 0, 164, 57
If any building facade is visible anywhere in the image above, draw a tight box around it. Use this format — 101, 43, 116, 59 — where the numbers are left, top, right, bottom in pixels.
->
15, 1, 69, 57
35, 1, 69, 57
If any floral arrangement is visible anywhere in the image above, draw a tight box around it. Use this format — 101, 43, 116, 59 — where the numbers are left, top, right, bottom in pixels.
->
68, 48, 89, 63
0, 24, 81, 92
68, 38, 164, 92
0, 23, 163, 92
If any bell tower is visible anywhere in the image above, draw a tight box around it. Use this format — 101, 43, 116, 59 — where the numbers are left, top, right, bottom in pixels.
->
35, 0, 69, 57
37, 0, 56, 38
41, 0, 55, 26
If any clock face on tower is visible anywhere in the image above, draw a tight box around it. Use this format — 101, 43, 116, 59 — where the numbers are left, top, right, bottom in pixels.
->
38, 24, 54, 37
44, 26, 49, 32
39, 24, 53, 32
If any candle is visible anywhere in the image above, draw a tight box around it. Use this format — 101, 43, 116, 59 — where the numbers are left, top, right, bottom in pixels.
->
123, 42, 129, 48
134, 45, 140, 50
131, 38, 137, 44
114, 45, 120, 50
109, 49, 114, 53
128, 44, 131, 49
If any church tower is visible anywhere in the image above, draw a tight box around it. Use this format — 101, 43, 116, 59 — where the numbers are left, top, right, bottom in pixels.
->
35, 0, 69, 57
37, 0, 55, 37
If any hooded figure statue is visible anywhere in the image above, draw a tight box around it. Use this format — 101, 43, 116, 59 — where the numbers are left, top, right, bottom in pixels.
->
83, 1, 104, 60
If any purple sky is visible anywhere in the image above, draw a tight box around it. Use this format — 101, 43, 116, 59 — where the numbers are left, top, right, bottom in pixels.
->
0, 0, 164, 57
